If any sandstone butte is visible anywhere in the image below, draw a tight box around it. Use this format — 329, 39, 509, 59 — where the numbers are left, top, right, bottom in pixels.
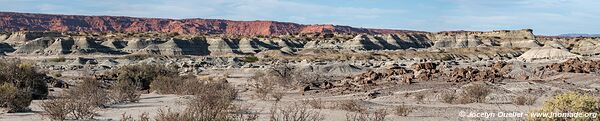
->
0, 12, 423, 36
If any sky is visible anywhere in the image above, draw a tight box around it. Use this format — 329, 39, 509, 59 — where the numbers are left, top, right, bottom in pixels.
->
0, 0, 598, 35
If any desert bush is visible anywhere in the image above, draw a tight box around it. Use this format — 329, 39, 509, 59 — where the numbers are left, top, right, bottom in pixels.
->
513, 95, 537, 105
529, 92, 600, 121
253, 64, 330, 93
266, 65, 294, 85
70, 79, 108, 107
0, 59, 50, 113
337, 100, 366, 112
271, 92, 285, 102
457, 84, 490, 104
269, 103, 325, 121
230, 104, 259, 121
414, 94, 425, 104
0, 83, 32, 112
120, 112, 150, 121
441, 93, 456, 104
48, 56, 66, 62
153, 80, 243, 121
41, 79, 108, 120
150, 75, 185, 94
40, 99, 69, 120
241, 56, 259, 63
393, 104, 412, 116
113, 64, 178, 90
110, 78, 140, 103
52, 72, 62, 78
302, 98, 325, 109
251, 72, 275, 100
345, 109, 387, 121
0, 60, 48, 100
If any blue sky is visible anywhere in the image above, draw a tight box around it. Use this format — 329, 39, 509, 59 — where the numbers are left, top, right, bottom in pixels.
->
0, 0, 598, 35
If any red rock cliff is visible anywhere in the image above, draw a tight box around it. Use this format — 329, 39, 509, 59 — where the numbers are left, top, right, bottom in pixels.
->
0, 12, 420, 36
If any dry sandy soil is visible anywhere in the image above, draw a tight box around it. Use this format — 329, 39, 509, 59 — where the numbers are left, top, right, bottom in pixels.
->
4, 63, 598, 121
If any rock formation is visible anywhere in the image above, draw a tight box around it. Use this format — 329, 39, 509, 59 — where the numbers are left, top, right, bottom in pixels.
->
518, 46, 580, 61
0, 12, 420, 36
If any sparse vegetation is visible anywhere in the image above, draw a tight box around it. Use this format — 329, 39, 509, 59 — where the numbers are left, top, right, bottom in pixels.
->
251, 72, 275, 100
41, 79, 108, 120
0, 60, 48, 113
345, 109, 388, 121
151, 80, 246, 121
441, 93, 456, 104
393, 104, 412, 116
120, 112, 150, 121
40, 99, 69, 120
112, 64, 178, 90
241, 56, 259, 63
0, 83, 32, 112
414, 94, 425, 104
303, 98, 326, 109
529, 92, 600, 121
149, 75, 186, 94
110, 78, 141, 103
513, 95, 537, 105
48, 56, 67, 62
271, 91, 284, 102
269, 103, 325, 121
52, 72, 62, 78
337, 100, 366, 112
251, 64, 330, 100
457, 84, 490, 104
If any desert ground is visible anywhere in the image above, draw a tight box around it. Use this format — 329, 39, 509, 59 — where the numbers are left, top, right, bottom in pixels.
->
0, 13, 599, 121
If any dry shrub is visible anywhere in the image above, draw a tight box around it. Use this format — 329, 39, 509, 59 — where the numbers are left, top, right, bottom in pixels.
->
269, 103, 325, 121
155, 109, 191, 121
112, 64, 178, 90
0, 83, 32, 112
414, 94, 425, 104
41, 79, 108, 120
251, 65, 329, 101
71, 79, 108, 107
266, 65, 295, 87
271, 92, 285, 102
153, 81, 247, 121
48, 56, 66, 62
251, 72, 275, 100
513, 95, 537, 105
0, 59, 49, 113
441, 93, 456, 104
259, 64, 329, 89
149, 75, 195, 94
230, 104, 259, 121
110, 78, 140, 103
529, 92, 600, 121
120, 112, 150, 121
302, 98, 325, 109
345, 109, 388, 121
337, 100, 366, 112
393, 104, 412, 116
457, 84, 490, 104
40, 99, 69, 120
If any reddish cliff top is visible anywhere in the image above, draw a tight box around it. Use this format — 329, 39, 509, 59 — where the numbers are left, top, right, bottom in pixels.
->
0, 12, 423, 36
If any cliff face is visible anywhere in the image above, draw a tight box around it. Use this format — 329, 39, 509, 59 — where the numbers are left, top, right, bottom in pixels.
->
2, 29, 540, 56
431, 29, 539, 48
0, 12, 419, 36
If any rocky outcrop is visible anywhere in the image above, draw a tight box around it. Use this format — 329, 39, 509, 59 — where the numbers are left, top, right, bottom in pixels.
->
431, 29, 539, 48
0, 12, 420, 36
543, 58, 600, 73
518, 46, 580, 61
3, 31, 62, 45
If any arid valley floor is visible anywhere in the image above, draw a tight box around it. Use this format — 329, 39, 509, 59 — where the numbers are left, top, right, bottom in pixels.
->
0, 12, 599, 121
